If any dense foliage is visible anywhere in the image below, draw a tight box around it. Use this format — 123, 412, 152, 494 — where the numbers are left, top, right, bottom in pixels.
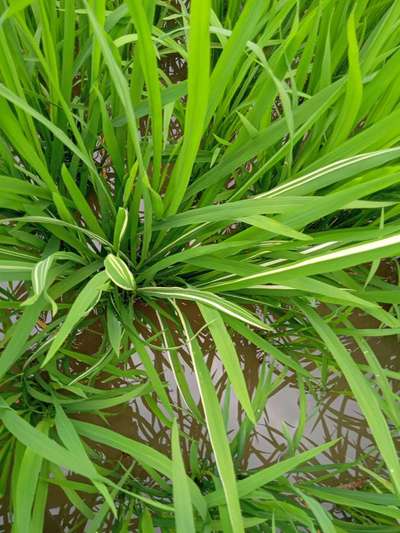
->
0, 0, 400, 531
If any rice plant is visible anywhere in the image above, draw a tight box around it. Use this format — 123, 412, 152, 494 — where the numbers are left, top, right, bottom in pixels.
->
0, 0, 400, 531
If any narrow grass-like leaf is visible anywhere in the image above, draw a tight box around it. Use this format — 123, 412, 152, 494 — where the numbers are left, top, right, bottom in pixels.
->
113, 207, 128, 255
54, 400, 116, 517
199, 303, 256, 423
174, 303, 244, 533
60, 165, 107, 239
15, 420, 49, 533
66, 382, 152, 412
172, 419, 196, 532
74, 420, 207, 520
239, 215, 311, 241
126, 0, 162, 190
327, 8, 363, 148
164, 0, 211, 214
139, 286, 270, 330
303, 306, 400, 495
0, 400, 102, 480
0, 295, 46, 380
206, 439, 338, 506
107, 305, 122, 357
207, 234, 400, 291
295, 489, 336, 533
42, 271, 110, 367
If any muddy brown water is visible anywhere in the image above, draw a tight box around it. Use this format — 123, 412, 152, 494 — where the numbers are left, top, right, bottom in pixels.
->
1, 294, 400, 532
1, 43, 400, 530
1, 212, 399, 528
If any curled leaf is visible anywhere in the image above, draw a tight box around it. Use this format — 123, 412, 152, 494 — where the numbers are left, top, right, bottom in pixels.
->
104, 254, 136, 292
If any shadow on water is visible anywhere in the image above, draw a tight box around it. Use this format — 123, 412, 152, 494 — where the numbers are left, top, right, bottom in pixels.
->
1, 298, 397, 532
1, 50, 400, 533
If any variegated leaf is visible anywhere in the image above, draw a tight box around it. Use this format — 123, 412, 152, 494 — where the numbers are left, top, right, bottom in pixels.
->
104, 254, 136, 292
113, 207, 128, 254
139, 286, 270, 330
41, 271, 110, 367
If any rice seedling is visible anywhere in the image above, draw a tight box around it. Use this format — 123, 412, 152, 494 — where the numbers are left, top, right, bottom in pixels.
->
0, 0, 400, 531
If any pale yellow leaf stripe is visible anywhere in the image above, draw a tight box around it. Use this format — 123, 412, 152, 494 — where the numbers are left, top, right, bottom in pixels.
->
139, 286, 269, 330
208, 234, 400, 289
258, 148, 400, 198
104, 254, 136, 291
0, 263, 33, 271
